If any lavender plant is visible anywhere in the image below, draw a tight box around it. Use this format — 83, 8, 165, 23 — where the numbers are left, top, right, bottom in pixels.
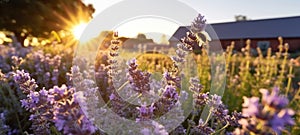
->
13, 69, 97, 135
13, 70, 51, 134
50, 85, 96, 135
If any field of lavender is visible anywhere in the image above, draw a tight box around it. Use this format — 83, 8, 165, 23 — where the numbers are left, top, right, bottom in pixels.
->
1, 14, 300, 135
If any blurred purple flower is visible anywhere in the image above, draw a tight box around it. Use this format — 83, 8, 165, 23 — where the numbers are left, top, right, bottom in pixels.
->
242, 97, 260, 117
227, 111, 243, 127
260, 87, 289, 109
234, 87, 295, 134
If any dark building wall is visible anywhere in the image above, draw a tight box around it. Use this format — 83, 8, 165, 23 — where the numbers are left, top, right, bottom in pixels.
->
217, 38, 300, 52
284, 38, 300, 52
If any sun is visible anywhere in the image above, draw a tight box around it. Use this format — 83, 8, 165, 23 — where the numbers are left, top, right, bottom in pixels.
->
72, 23, 88, 40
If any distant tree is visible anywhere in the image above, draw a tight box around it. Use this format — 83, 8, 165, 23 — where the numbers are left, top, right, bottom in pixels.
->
159, 34, 169, 44
137, 33, 147, 39
235, 15, 249, 21
0, 0, 95, 45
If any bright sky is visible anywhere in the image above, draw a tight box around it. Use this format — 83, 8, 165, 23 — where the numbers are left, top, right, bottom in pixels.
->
83, 0, 300, 43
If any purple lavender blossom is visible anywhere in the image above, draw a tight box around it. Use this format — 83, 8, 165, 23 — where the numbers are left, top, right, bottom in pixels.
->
154, 85, 179, 114
189, 77, 209, 108
127, 58, 151, 94
163, 85, 179, 100
189, 77, 203, 93
136, 103, 155, 122
0, 112, 11, 135
241, 97, 260, 116
179, 37, 195, 51
206, 94, 230, 125
177, 42, 193, 52
50, 85, 96, 135
191, 14, 207, 33
180, 14, 208, 50
193, 92, 209, 108
190, 119, 214, 135
234, 87, 295, 134
260, 87, 289, 109
108, 92, 127, 115
13, 70, 38, 94
14, 70, 52, 134
172, 49, 187, 63
51, 69, 59, 85
207, 94, 223, 109
139, 121, 168, 135
227, 111, 243, 127
163, 71, 181, 88
0, 69, 5, 81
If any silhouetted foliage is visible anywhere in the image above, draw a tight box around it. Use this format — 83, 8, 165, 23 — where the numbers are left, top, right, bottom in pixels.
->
0, 0, 94, 44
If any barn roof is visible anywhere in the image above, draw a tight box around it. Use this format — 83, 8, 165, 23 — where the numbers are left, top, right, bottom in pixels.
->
170, 16, 300, 41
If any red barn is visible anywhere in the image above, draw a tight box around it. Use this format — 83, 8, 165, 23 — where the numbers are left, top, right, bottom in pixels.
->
169, 16, 300, 53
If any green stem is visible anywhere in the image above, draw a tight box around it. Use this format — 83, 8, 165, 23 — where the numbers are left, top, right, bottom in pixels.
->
285, 65, 293, 96
119, 93, 142, 112
186, 109, 196, 134
15, 112, 23, 133
203, 109, 212, 125
211, 121, 229, 135
102, 81, 130, 108
116, 81, 129, 92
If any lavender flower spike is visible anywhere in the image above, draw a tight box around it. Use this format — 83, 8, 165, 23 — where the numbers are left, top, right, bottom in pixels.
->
191, 14, 207, 33
13, 70, 38, 94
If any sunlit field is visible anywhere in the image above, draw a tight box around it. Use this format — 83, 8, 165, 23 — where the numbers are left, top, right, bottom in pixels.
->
1, 1, 300, 135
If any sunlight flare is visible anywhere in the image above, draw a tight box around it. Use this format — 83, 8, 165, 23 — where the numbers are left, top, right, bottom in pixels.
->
72, 23, 88, 40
